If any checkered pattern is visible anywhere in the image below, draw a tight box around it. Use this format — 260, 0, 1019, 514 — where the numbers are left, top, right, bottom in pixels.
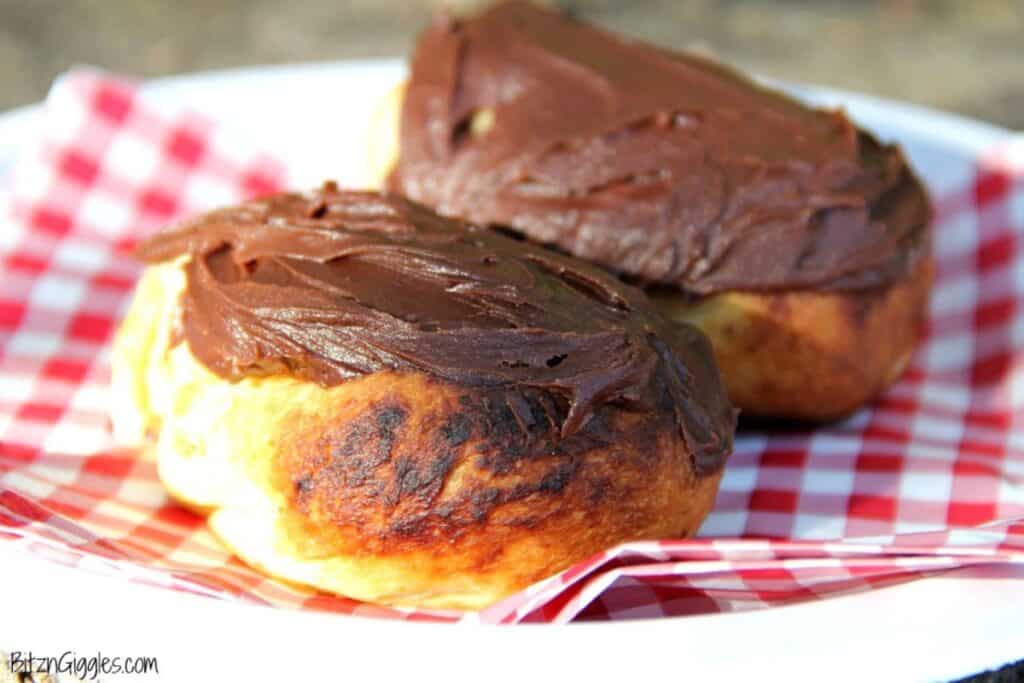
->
1, 69, 1022, 624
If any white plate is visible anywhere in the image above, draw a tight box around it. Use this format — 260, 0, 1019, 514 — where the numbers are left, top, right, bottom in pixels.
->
0, 60, 1020, 683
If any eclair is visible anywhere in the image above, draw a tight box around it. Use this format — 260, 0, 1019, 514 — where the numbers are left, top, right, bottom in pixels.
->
111, 184, 735, 610
370, 0, 933, 421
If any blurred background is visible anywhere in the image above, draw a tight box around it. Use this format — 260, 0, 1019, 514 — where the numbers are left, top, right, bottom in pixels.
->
0, 0, 1021, 128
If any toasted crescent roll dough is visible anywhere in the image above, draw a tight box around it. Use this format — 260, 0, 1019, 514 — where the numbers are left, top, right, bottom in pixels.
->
112, 260, 726, 610
651, 257, 933, 421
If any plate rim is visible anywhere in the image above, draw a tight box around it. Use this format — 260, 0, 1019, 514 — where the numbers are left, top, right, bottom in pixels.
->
0, 57, 1015, 171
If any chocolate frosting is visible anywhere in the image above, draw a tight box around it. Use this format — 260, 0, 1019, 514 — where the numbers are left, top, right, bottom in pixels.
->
137, 185, 735, 473
388, 0, 931, 294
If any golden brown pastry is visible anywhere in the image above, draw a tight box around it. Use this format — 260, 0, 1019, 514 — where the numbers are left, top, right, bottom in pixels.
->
370, 1, 934, 422
111, 184, 735, 610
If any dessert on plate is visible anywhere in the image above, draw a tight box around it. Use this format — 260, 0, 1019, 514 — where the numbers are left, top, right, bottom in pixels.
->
370, 0, 934, 421
111, 183, 735, 610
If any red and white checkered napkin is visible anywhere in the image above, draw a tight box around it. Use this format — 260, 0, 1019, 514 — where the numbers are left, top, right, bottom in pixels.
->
1, 69, 1023, 624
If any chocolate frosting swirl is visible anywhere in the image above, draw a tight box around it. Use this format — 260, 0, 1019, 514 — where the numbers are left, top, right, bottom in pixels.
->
137, 185, 735, 472
388, 0, 931, 294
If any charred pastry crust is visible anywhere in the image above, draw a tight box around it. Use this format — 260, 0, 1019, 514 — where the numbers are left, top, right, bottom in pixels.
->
113, 185, 735, 610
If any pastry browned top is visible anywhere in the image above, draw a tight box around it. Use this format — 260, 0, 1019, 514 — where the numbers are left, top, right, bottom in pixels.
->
137, 184, 735, 474
387, 0, 931, 294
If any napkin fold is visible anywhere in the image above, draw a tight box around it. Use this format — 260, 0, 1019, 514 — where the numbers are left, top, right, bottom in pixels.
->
0, 69, 1022, 623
